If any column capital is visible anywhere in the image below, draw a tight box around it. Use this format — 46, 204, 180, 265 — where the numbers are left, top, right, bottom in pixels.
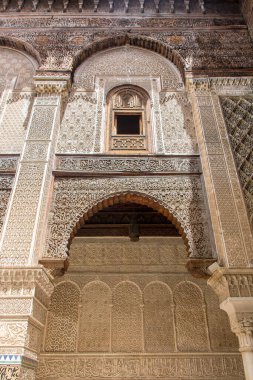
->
220, 298, 253, 354
208, 264, 253, 379
33, 72, 71, 95
207, 263, 253, 303
0, 266, 54, 307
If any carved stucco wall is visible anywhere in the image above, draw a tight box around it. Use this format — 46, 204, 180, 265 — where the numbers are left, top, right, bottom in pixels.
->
221, 96, 253, 231
38, 237, 241, 379
0, 157, 19, 237
0, 175, 13, 235
57, 46, 197, 155
0, 47, 37, 154
45, 176, 212, 261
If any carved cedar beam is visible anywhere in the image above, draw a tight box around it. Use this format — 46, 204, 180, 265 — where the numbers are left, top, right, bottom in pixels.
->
139, 0, 144, 13
199, 0, 205, 13
184, 0, 190, 13
153, 0, 159, 13
2, 0, 10, 10
124, 0, 129, 12
169, 0, 174, 13
32, 0, 39, 11
47, 0, 54, 11
63, 0, 69, 12
94, 0, 99, 12
17, 0, 24, 11
109, 0, 114, 12
78, 0, 83, 11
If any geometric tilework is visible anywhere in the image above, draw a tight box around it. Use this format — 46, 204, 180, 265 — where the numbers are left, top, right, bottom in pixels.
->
221, 97, 253, 230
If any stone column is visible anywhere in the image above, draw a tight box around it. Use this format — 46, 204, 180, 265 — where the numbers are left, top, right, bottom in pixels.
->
0, 74, 69, 378
208, 263, 253, 380
188, 77, 253, 268
0, 74, 70, 265
0, 267, 54, 379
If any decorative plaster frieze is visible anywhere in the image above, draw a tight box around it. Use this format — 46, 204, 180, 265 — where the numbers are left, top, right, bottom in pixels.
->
187, 77, 253, 93
55, 155, 201, 174
37, 354, 244, 379
0, 267, 54, 303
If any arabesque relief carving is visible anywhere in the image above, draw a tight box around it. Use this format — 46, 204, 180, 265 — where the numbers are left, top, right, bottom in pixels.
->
55, 155, 201, 174
46, 176, 212, 260
42, 275, 237, 356
74, 46, 182, 90
221, 96, 253, 230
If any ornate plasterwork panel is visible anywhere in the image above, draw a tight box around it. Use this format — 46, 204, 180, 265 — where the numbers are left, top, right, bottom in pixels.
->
0, 95, 33, 154
220, 96, 253, 231
174, 281, 209, 351
189, 85, 252, 267
57, 93, 97, 154
46, 176, 212, 260
112, 281, 143, 352
0, 175, 14, 235
0, 48, 36, 153
144, 282, 175, 352
68, 237, 192, 271
74, 46, 182, 90
0, 47, 37, 90
42, 273, 236, 357
160, 92, 198, 154
45, 282, 80, 352
78, 281, 111, 352
39, 237, 241, 379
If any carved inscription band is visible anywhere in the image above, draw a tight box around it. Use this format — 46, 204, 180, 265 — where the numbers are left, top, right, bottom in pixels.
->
55, 155, 201, 174
37, 354, 244, 379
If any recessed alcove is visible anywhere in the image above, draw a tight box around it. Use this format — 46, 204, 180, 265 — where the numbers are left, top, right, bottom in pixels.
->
76, 202, 180, 238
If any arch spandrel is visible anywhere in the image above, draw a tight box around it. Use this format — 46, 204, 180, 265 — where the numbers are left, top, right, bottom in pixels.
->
45, 177, 213, 263
0, 45, 38, 90
72, 35, 185, 85
73, 45, 183, 90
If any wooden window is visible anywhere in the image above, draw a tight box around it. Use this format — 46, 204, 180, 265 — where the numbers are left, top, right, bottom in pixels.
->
106, 86, 150, 153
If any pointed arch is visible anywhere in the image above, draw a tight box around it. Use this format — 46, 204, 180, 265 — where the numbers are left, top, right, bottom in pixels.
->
67, 191, 190, 255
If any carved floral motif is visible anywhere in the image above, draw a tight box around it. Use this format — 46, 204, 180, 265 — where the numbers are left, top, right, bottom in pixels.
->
46, 176, 212, 260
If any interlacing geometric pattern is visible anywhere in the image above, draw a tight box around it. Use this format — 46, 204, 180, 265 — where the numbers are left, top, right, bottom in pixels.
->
221, 97, 253, 230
